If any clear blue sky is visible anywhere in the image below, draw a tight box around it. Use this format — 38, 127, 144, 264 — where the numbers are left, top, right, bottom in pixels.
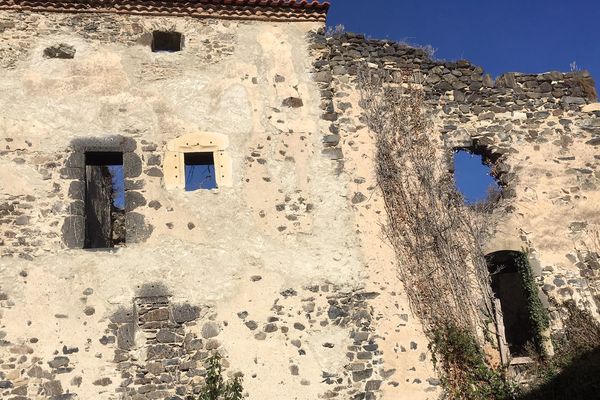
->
327, 0, 600, 85
454, 151, 498, 204
326, 0, 598, 202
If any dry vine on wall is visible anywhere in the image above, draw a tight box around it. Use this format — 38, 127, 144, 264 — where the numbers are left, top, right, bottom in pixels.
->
358, 68, 500, 341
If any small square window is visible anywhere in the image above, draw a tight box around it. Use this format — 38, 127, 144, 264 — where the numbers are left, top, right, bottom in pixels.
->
184, 153, 217, 191
151, 31, 183, 52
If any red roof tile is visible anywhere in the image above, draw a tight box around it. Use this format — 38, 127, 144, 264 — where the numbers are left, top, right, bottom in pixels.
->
0, 0, 330, 22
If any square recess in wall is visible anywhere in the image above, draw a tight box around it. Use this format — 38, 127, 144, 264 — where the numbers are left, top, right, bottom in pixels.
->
184, 153, 217, 191
151, 31, 183, 52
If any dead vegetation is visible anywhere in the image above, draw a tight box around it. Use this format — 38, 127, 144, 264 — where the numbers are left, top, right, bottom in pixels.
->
358, 67, 516, 398
358, 67, 498, 337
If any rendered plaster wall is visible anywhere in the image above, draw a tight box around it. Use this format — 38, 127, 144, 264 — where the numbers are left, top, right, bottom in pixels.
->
312, 32, 600, 342
0, 11, 440, 400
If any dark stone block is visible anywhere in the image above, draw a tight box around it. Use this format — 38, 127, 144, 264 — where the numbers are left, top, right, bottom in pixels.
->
93, 377, 112, 386
124, 152, 142, 178
65, 152, 84, 168
125, 191, 146, 212
322, 112, 338, 121
61, 215, 84, 248
146, 344, 176, 361
117, 323, 135, 350
328, 305, 346, 320
323, 134, 340, 147
282, 97, 304, 108
110, 306, 135, 323
71, 136, 136, 153
172, 304, 200, 324
125, 179, 145, 190
313, 71, 332, 82
146, 167, 164, 177
352, 192, 367, 204
322, 147, 343, 160
48, 356, 70, 369
68, 181, 85, 200
147, 154, 161, 166
0, 380, 13, 389
141, 308, 170, 322
44, 44, 75, 59
352, 368, 373, 382
50, 394, 78, 400
125, 212, 153, 243
156, 329, 183, 343
562, 96, 586, 105
60, 167, 83, 180
68, 201, 84, 216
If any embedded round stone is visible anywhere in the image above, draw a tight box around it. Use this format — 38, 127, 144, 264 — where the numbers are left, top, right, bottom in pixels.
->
201, 322, 221, 339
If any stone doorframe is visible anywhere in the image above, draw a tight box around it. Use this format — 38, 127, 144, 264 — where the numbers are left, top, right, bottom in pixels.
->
163, 132, 232, 190
61, 136, 153, 248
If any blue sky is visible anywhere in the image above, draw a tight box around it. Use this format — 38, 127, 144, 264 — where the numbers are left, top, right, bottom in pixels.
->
327, 0, 600, 85
454, 151, 498, 203
326, 0, 598, 202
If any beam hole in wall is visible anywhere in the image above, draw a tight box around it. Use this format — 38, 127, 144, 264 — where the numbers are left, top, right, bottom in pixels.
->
151, 31, 183, 52
184, 152, 217, 191
453, 148, 501, 205
84, 152, 125, 249
486, 250, 536, 358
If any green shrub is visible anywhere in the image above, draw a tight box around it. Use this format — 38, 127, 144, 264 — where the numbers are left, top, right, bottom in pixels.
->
196, 353, 243, 400
429, 324, 519, 400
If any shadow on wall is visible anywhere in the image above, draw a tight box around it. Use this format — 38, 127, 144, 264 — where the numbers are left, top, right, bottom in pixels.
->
518, 346, 600, 400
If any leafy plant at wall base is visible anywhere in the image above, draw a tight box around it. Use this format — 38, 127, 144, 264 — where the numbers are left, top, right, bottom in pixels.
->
195, 353, 243, 400
429, 324, 519, 400
522, 302, 600, 399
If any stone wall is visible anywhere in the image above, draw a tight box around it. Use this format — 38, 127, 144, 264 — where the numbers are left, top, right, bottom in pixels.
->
1, 9, 597, 400
0, 10, 441, 400
310, 31, 600, 337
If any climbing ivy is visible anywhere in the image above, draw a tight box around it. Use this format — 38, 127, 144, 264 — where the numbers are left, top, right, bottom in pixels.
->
514, 250, 550, 356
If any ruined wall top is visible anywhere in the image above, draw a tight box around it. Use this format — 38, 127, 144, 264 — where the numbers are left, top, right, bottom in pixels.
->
0, 0, 330, 22
313, 32, 598, 111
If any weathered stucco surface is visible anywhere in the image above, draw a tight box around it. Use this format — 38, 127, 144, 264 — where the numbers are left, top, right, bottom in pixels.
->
1, 9, 599, 400
0, 11, 438, 400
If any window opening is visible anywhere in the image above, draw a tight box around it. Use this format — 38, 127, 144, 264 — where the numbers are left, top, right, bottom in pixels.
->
84, 152, 125, 249
151, 31, 183, 52
184, 152, 217, 191
453, 149, 500, 204
486, 251, 536, 358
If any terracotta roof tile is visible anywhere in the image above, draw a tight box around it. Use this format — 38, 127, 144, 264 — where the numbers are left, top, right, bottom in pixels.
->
0, 0, 330, 22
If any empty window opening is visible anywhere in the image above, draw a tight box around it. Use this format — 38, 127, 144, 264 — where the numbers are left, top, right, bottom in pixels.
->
453, 149, 500, 204
84, 152, 125, 249
486, 251, 536, 358
151, 31, 183, 52
185, 152, 217, 191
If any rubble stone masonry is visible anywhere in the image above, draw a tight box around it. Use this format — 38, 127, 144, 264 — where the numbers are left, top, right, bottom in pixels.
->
0, 7, 598, 400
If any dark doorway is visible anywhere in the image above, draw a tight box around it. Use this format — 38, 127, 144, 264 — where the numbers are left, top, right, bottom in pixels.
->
184, 152, 217, 191
486, 251, 536, 357
84, 152, 125, 249
151, 31, 183, 52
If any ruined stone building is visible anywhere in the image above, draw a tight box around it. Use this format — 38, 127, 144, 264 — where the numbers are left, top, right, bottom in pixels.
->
0, 0, 599, 399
